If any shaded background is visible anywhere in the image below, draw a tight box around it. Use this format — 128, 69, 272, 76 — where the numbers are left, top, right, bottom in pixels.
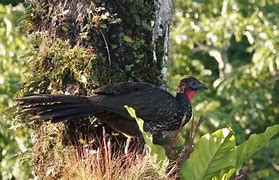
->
0, 0, 278, 179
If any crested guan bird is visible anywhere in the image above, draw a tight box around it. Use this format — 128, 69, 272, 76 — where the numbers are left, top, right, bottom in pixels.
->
16, 76, 207, 141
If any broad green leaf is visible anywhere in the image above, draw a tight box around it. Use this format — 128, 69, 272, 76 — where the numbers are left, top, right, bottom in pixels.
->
125, 106, 169, 165
234, 124, 279, 168
221, 124, 279, 180
180, 125, 279, 180
180, 128, 236, 180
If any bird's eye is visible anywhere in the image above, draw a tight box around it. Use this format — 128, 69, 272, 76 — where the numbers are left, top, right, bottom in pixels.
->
190, 81, 195, 86
189, 81, 199, 88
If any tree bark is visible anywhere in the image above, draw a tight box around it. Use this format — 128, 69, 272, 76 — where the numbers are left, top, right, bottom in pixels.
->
22, 0, 166, 178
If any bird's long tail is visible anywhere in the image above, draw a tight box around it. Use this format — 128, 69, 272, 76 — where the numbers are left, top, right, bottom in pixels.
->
16, 94, 104, 123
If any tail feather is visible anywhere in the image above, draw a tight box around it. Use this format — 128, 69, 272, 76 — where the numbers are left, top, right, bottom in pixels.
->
17, 94, 89, 106
16, 94, 104, 122
33, 107, 95, 122
22, 103, 85, 115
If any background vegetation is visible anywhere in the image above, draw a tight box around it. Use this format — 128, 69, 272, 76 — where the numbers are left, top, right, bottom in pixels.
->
168, 0, 278, 179
0, 0, 278, 179
0, 3, 32, 179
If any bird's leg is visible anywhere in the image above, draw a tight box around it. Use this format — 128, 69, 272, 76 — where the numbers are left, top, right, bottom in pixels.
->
170, 113, 188, 145
124, 137, 131, 154
152, 131, 164, 145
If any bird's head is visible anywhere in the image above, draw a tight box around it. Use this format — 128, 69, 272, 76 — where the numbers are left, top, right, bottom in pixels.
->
177, 76, 207, 101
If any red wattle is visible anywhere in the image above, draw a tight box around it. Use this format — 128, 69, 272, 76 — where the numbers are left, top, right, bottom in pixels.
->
185, 89, 196, 101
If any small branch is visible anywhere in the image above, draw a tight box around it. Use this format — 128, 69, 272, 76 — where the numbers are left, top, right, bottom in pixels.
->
167, 116, 204, 178
170, 112, 188, 145
165, 113, 189, 157
99, 30, 111, 66
231, 166, 248, 180
177, 116, 204, 165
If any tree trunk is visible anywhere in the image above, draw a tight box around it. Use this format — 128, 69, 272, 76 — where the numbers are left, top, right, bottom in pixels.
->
22, 0, 167, 178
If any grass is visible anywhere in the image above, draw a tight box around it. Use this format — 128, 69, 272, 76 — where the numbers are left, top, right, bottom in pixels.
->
62, 136, 170, 180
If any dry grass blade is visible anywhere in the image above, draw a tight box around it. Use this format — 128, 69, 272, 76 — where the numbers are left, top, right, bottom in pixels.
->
62, 133, 168, 180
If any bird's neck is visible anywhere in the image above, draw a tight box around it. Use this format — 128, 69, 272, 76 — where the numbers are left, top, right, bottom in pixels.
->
176, 93, 192, 109
176, 93, 192, 124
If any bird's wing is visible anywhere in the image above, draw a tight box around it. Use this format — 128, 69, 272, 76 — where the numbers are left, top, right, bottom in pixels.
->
91, 88, 180, 124
93, 82, 155, 95
130, 90, 180, 123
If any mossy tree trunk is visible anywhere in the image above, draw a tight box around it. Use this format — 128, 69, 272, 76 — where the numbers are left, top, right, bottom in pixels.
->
21, 0, 166, 178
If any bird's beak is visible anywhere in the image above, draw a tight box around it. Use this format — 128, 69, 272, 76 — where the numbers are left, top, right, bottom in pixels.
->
194, 83, 208, 90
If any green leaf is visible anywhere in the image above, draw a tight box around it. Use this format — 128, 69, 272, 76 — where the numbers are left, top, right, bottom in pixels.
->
142, 21, 153, 31
180, 125, 279, 180
125, 106, 169, 165
125, 64, 134, 72
234, 124, 279, 168
180, 128, 236, 180
123, 35, 133, 43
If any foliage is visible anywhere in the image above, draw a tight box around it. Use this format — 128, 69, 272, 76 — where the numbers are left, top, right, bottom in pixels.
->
125, 107, 279, 179
169, 0, 279, 178
0, 3, 32, 179
125, 106, 279, 180
0, 0, 24, 6
181, 125, 279, 180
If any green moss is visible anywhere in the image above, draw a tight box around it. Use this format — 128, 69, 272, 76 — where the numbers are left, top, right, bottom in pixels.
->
23, 0, 163, 85
20, 39, 96, 95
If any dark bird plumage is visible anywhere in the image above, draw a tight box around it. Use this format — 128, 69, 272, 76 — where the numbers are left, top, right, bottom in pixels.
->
16, 77, 207, 140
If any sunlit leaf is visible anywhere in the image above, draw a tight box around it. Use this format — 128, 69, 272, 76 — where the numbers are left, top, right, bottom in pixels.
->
180, 125, 279, 180
123, 35, 133, 43
234, 124, 279, 168
180, 128, 236, 180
